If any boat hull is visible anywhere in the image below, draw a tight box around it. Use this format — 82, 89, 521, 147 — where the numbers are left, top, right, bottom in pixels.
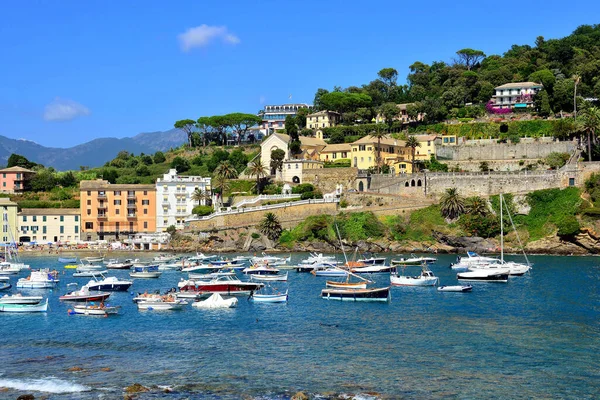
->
137, 301, 186, 310
0, 299, 48, 312
17, 281, 57, 289
321, 287, 390, 302
251, 293, 288, 303
0, 295, 43, 304
325, 281, 367, 289
351, 265, 396, 274
250, 273, 288, 282
73, 305, 120, 316
129, 272, 162, 278
438, 285, 473, 292
390, 275, 439, 287
60, 292, 111, 302
87, 283, 132, 291
457, 272, 509, 282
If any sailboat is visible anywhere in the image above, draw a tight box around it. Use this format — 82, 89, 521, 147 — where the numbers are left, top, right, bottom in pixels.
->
320, 224, 390, 302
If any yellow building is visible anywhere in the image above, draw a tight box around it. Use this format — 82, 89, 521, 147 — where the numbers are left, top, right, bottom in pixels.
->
441, 135, 459, 145
0, 198, 18, 244
350, 135, 413, 173
307, 110, 341, 130
411, 134, 440, 160
18, 209, 80, 244
319, 144, 351, 162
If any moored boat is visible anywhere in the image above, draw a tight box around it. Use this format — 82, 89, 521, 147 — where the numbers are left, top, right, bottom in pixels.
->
137, 295, 187, 310
457, 270, 509, 282
437, 285, 473, 292
85, 275, 133, 291
58, 257, 78, 263
72, 303, 120, 316
129, 265, 162, 278
0, 293, 43, 304
17, 269, 59, 289
59, 285, 111, 302
242, 264, 280, 275
390, 265, 439, 287
73, 269, 109, 278
192, 293, 238, 308
0, 298, 48, 313
321, 287, 390, 302
250, 290, 288, 303
177, 275, 263, 298
250, 273, 288, 282
0, 283, 11, 291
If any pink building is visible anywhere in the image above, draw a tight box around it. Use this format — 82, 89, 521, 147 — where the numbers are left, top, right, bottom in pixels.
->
0, 166, 36, 193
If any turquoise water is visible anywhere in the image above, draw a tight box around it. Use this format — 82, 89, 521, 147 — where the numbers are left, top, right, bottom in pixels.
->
0, 254, 599, 399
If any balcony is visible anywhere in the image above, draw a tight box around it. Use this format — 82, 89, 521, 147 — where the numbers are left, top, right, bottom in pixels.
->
97, 193, 107, 199
176, 210, 188, 216
127, 193, 136, 199
127, 214, 137, 219
161, 200, 170, 206
97, 204, 107, 210
97, 214, 108, 220
127, 204, 136, 209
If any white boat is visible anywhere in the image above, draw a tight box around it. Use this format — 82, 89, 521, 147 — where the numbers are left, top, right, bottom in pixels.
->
106, 260, 133, 269
312, 267, 348, 277
325, 280, 367, 289
137, 297, 187, 310
129, 265, 162, 278
390, 265, 439, 287
250, 290, 288, 303
0, 298, 48, 312
450, 252, 499, 270
73, 269, 108, 278
457, 270, 509, 282
188, 252, 216, 262
0, 293, 43, 304
251, 253, 290, 265
72, 303, 120, 316
242, 264, 280, 275
437, 285, 473, 292
84, 256, 104, 263
250, 273, 288, 282
350, 264, 396, 274
0, 262, 21, 275
153, 254, 178, 263
192, 293, 238, 308
357, 256, 387, 265
392, 254, 437, 265
17, 269, 59, 289
0, 283, 10, 290
181, 264, 221, 273
85, 275, 132, 291
188, 270, 236, 280
300, 253, 338, 265
76, 263, 105, 272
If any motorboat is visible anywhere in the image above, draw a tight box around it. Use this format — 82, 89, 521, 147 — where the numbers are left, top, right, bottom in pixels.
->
76, 263, 105, 272
72, 303, 121, 316
296, 261, 338, 273
181, 264, 221, 273
137, 295, 187, 310
85, 275, 133, 291
188, 270, 236, 280
299, 253, 338, 265
457, 270, 509, 282
437, 285, 473, 292
0, 293, 43, 304
450, 252, 499, 270
0, 283, 10, 290
0, 298, 48, 313
390, 265, 439, 287
0, 262, 21, 275
192, 293, 238, 308
188, 252, 216, 262
250, 273, 288, 282
251, 253, 291, 265
391, 254, 437, 265
312, 267, 348, 277
59, 285, 111, 302
129, 265, 162, 278
84, 256, 104, 264
0, 276, 9, 281
58, 257, 78, 263
153, 254, 178, 263
177, 275, 263, 298
73, 269, 108, 278
106, 260, 134, 270
357, 255, 387, 266
17, 269, 60, 289
350, 264, 396, 274
321, 287, 390, 302
250, 289, 288, 303
242, 264, 280, 275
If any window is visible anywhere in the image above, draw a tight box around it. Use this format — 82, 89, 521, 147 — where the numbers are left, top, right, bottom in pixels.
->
87, 191, 91, 196
359, 145, 366, 151
144, 221, 148, 229
75, 215, 78, 222
87, 200, 91, 205
23, 216, 27, 222
33, 216, 37, 222
142, 200, 149, 205
60, 226, 64, 234
60, 216, 64, 222
295, 164, 299, 169
144, 209, 148, 215
143, 190, 148, 195
75, 226, 79, 234
87, 209, 91, 215
114, 200, 121, 205
114, 191, 121, 196
116, 209, 120, 215
85, 222, 93, 229
361, 157, 364, 162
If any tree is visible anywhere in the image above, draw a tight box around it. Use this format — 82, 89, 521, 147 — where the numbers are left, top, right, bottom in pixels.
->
529, 69, 556, 92
140, 155, 154, 165
228, 149, 248, 173
136, 165, 150, 176
455, 48, 486, 70
405, 136, 421, 173
573, 74, 581, 120
170, 156, 190, 173
465, 196, 488, 216
214, 160, 238, 198
534, 90, 552, 117
295, 107, 310, 129
30, 169, 57, 192
59, 171, 77, 187
313, 88, 329, 111
479, 161, 490, 172
377, 68, 398, 87
440, 188, 465, 220
369, 127, 387, 173
580, 106, 600, 161
174, 119, 197, 147
544, 152, 570, 169
206, 149, 230, 172
153, 151, 166, 164
7, 154, 36, 169
166, 225, 177, 235
102, 168, 119, 184
258, 212, 283, 241
319, 92, 372, 114
191, 187, 211, 206
270, 149, 285, 175
378, 102, 400, 128
286, 115, 302, 158
227, 113, 262, 145
246, 159, 268, 194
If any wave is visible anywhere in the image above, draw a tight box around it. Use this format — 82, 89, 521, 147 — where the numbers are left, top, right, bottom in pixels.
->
0, 377, 91, 393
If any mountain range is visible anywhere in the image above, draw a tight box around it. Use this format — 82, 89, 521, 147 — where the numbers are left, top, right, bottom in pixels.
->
0, 129, 187, 171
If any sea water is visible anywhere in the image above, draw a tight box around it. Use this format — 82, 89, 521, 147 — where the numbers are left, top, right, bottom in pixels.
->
0, 254, 598, 399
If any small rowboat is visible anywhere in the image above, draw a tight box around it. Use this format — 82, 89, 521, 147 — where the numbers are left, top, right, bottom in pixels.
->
250, 290, 288, 303
0, 283, 11, 291
0, 298, 48, 313
58, 257, 78, 263
64, 264, 79, 269
72, 304, 120, 316
250, 273, 288, 282
325, 281, 367, 289
137, 299, 187, 310
0, 294, 43, 304
437, 285, 473, 292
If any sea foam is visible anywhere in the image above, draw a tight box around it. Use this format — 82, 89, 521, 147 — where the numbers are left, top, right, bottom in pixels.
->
0, 377, 91, 393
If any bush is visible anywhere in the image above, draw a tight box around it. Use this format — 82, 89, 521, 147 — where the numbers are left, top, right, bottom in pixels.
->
544, 152, 570, 170
251, 232, 261, 239
153, 151, 166, 164
301, 191, 323, 200
459, 214, 501, 238
192, 205, 213, 216
292, 183, 315, 194
191, 155, 204, 166
136, 165, 150, 176
49, 188, 72, 201
340, 199, 348, 208
337, 212, 386, 241
171, 156, 190, 173
556, 215, 580, 237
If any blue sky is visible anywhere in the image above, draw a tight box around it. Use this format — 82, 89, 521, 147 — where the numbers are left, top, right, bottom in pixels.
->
0, 0, 598, 148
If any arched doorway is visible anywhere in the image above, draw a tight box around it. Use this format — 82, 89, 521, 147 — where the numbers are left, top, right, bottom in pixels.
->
358, 181, 364, 192
411, 179, 415, 187
292, 176, 300, 184
405, 182, 409, 187
417, 179, 422, 187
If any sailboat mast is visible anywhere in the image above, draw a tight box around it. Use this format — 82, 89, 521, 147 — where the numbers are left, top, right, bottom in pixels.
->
500, 194, 504, 262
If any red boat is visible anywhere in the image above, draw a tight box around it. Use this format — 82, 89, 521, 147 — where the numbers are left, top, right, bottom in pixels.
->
177, 276, 263, 298
59, 285, 111, 302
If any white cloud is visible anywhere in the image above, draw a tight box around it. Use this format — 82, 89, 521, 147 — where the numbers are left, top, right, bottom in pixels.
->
178, 24, 240, 52
43, 98, 90, 122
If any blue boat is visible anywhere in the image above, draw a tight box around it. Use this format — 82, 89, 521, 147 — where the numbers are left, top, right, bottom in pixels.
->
58, 257, 78, 263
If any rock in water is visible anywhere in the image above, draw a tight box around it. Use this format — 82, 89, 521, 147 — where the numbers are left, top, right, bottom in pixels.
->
17, 395, 35, 400
124, 383, 149, 393
292, 391, 309, 400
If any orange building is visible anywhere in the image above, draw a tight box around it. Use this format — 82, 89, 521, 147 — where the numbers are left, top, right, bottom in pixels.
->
0, 166, 36, 193
80, 180, 156, 241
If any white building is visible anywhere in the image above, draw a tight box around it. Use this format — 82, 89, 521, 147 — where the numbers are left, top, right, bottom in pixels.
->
156, 169, 211, 231
492, 82, 543, 109
259, 103, 312, 135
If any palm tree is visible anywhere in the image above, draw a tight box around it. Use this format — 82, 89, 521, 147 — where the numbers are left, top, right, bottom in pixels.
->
440, 188, 465, 220
258, 212, 283, 241
214, 160, 238, 201
212, 175, 230, 204
246, 159, 268, 194
465, 196, 488, 216
580, 106, 600, 162
191, 188, 211, 206
369, 126, 387, 173
573, 74, 581, 121
405, 135, 421, 173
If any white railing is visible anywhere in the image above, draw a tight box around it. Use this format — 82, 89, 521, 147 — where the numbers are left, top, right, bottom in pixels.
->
187, 197, 339, 222
233, 194, 301, 208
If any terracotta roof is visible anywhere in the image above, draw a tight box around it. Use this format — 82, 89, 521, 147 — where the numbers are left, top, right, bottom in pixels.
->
307, 110, 340, 117
412, 134, 439, 141
270, 133, 326, 147
495, 81, 543, 89
0, 166, 36, 173
19, 208, 80, 216
322, 144, 352, 153
0, 198, 17, 206
352, 135, 406, 147
79, 180, 156, 190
